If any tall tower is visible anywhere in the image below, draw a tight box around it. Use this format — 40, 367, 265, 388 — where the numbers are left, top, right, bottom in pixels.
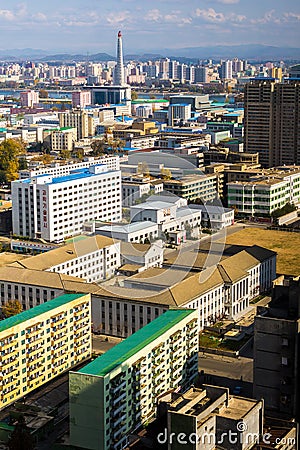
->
115, 30, 125, 86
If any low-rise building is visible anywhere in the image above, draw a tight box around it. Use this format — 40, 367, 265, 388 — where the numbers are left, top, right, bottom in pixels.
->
89, 220, 159, 243
190, 204, 234, 229
162, 174, 218, 203
12, 235, 121, 283
227, 166, 300, 216
0, 293, 91, 410
164, 385, 264, 450
69, 309, 199, 450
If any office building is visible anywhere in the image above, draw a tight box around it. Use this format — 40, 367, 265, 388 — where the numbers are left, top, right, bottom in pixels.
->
162, 174, 218, 202
0, 293, 91, 410
12, 164, 122, 242
244, 79, 300, 166
19, 155, 120, 179
227, 166, 300, 216
89, 85, 131, 106
254, 275, 300, 421
49, 127, 76, 152
165, 385, 264, 450
69, 309, 199, 450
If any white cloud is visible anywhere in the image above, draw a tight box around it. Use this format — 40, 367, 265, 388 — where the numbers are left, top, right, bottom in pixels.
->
214, 0, 240, 3
195, 8, 225, 23
106, 11, 131, 26
0, 9, 15, 21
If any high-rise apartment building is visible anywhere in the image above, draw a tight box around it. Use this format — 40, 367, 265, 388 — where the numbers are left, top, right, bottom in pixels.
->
71, 90, 91, 108
244, 79, 300, 167
253, 275, 300, 421
0, 293, 91, 410
220, 60, 233, 80
69, 309, 198, 450
20, 90, 39, 108
12, 164, 122, 242
59, 109, 89, 141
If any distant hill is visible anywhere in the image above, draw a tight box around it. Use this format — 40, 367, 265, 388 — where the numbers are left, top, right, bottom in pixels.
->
0, 44, 299, 62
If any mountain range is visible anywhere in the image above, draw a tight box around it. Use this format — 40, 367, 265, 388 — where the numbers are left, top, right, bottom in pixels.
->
0, 44, 299, 62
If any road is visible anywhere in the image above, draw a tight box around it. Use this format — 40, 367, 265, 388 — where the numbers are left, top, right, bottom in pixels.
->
198, 352, 253, 398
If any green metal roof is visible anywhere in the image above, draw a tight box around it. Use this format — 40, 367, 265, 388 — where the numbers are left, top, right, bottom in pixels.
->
0, 293, 86, 334
78, 309, 195, 377
131, 99, 168, 104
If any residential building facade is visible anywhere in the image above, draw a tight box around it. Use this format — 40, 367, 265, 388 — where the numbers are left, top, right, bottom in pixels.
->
0, 293, 91, 410
69, 309, 199, 450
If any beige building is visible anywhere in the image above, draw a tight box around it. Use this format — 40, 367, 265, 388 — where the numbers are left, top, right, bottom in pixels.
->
0, 293, 91, 410
59, 109, 89, 141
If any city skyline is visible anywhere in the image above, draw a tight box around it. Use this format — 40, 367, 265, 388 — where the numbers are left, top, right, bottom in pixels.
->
0, 0, 299, 53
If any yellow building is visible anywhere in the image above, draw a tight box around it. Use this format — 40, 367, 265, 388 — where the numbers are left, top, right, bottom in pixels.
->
0, 293, 91, 410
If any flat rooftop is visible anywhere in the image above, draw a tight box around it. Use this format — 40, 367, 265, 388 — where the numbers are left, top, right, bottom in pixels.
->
220, 397, 258, 420
96, 221, 157, 234
77, 309, 195, 377
0, 293, 86, 334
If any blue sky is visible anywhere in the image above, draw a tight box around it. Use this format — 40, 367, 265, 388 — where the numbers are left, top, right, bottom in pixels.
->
0, 0, 299, 53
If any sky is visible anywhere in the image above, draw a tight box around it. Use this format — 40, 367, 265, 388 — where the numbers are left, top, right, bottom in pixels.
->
0, 0, 299, 53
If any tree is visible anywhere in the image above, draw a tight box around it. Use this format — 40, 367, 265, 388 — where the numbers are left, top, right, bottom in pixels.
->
137, 161, 150, 177
7, 415, 35, 450
0, 139, 26, 182
39, 89, 48, 99
91, 139, 106, 156
160, 167, 172, 180
131, 90, 138, 101
2, 300, 22, 318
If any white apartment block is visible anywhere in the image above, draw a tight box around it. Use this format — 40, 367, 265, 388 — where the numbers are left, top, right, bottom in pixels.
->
69, 309, 198, 450
13, 235, 121, 283
0, 293, 91, 410
19, 155, 120, 179
12, 164, 122, 243
227, 166, 300, 215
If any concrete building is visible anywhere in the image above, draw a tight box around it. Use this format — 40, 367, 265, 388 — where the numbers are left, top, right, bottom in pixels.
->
120, 241, 164, 272
49, 127, 76, 152
220, 60, 233, 80
90, 221, 159, 244
12, 163, 122, 242
72, 90, 91, 108
130, 200, 202, 237
69, 309, 199, 450
19, 155, 120, 179
89, 86, 131, 106
168, 104, 192, 126
20, 90, 39, 108
162, 174, 218, 203
0, 293, 91, 410
114, 30, 125, 86
190, 204, 234, 229
244, 79, 300, 166
164, 385, 264, 450
12, 235, 121, 283
227, 166, 300, 216
169, 95, 211, 112
254, 275, 300, 420
58, 109, 89, 141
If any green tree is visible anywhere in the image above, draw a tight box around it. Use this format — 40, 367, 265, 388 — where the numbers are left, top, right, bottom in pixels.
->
2, 300, 22, 318
91, 139, 106, 156
160, 167, 172, 180
7, 415, 35, 450
0, 139, 26, 182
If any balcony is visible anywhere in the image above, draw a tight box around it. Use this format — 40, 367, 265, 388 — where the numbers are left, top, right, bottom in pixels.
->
112, 402, 126, 417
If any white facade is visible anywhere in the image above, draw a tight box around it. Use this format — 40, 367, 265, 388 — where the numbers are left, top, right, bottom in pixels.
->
130, 201, 202, 235
190, 205, 235, 229
121, 240, 164, 270
12, 164, 122, 242
93, 221, 159, 243
19, 155, 120, 179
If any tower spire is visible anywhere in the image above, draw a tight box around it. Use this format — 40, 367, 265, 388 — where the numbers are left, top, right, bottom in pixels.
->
115, 30, 125, 86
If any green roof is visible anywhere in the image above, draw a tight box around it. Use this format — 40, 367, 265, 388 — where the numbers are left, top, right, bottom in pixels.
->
78, 309, 195, 377
132, 99, 168, 104
0, 422, 14, 431
0, 294, 86, 334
